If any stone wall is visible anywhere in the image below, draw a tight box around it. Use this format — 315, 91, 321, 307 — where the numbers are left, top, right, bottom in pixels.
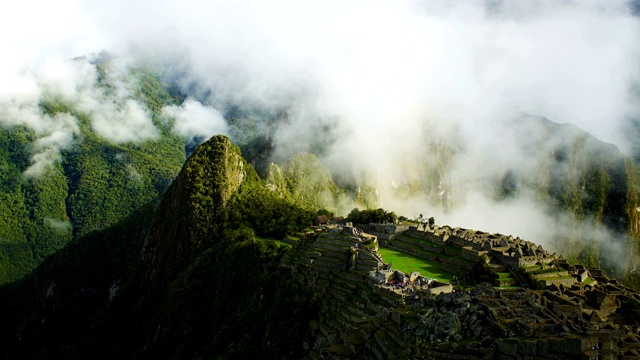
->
519, 255, 538, 267
495, 252, 519, 269
542, 277, 577, 287
361, 223, 410, 241
429, 282, 453, 295
448, 236, 482, 251
460, 246, 487, 262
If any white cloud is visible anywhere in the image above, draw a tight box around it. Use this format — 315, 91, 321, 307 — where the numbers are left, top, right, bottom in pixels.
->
90, 99, 159, 144
44, 218, 72, 232
0, 57, 162, 176
3, 0, 640, 269
162, 98, 227, 143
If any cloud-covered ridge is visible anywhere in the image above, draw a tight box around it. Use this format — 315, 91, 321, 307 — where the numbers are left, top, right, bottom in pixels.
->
3, 0, 640, 273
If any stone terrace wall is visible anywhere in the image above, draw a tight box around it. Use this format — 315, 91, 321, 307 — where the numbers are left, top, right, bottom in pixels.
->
448, 236, 483, 251
461, 247, 487, 262
361, 223, 410, 242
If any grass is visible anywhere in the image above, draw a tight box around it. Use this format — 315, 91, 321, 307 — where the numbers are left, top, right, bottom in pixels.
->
255, 235, 291, 248
378, 247, 454, 282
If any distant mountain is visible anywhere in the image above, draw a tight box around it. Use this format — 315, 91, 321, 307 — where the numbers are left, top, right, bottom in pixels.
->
495, 115, 640, 278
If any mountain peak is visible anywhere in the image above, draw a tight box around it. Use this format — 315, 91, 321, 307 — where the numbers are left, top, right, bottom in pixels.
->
140, 135, 245, 295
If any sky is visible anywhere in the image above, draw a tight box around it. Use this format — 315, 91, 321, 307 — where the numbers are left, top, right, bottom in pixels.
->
2, 0, 640, 269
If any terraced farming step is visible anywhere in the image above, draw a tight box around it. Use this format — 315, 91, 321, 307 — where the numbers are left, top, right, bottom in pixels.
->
369, 337, 387, 360
532, 271, 571, 279
386, 244, 445, 262
311, 253, 346, 265
313, 242, 352, 253
316, 236, 356, 247
374, 329, 400, 358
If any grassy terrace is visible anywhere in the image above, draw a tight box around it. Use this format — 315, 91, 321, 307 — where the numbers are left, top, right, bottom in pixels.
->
495, 272, 519, 288
521, 264, 559, 274
255, 235, 292, 248
378, 247, 454, 282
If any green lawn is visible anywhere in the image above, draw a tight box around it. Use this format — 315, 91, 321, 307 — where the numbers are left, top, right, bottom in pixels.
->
378, 247, 454, 282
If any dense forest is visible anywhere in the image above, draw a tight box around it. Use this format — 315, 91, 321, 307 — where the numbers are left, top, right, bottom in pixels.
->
0, 68, 186, 284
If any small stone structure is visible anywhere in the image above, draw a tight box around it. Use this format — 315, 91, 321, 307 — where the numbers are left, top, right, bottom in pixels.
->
315, 215, 330, 226
360, 223, 410, 242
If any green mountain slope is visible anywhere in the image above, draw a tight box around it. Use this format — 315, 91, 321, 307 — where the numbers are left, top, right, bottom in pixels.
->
265, 152, 350, 213
3, 134, 640, 359
0, 135, 316, 358
218, 113, 640, 281
0, 68, 186, 284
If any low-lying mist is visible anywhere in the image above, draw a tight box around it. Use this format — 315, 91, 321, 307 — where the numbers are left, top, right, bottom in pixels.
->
3, 0, 640, 275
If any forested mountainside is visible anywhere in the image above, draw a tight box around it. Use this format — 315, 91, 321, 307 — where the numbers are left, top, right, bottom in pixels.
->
508, 117, 640, 280
0, 135, 316, 359
3, 135, 640, 359
508, 117, 640, 282
0, 66, 186, 284
265, 152, 382, 212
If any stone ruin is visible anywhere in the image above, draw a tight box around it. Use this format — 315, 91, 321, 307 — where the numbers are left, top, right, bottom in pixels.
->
407, 224, 556, 266
403, 224, 582, 288
278, 223, 640, 359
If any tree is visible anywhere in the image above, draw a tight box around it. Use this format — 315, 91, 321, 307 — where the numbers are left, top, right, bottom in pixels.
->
317, 208, 334, 219
385, 211, 398, 224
